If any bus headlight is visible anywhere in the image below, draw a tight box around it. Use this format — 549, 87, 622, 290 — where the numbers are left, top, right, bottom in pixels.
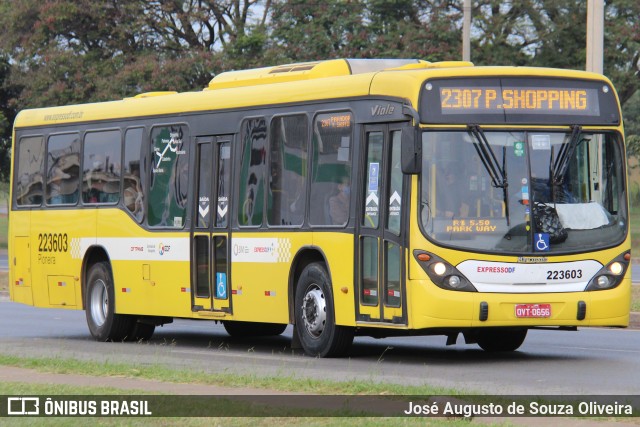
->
446, 275, 463, 288
585, 252, 629, 291
414, 251, 477, 292
608, 262, 623, 276
432, 262, 447, 276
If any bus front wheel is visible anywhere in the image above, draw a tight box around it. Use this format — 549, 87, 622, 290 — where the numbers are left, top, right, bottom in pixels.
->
127, 321, 156, 341
294, 263, 353, 357
476, 328, 528, 352
85, 262, 133, 341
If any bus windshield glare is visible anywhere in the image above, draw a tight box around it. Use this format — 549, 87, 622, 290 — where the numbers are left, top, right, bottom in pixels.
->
420, 129, 627, 254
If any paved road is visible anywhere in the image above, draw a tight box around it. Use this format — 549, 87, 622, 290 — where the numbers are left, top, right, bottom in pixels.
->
1, 300, 639, 395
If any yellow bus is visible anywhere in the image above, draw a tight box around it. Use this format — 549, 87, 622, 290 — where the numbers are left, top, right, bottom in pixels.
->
9, 59, 630, 357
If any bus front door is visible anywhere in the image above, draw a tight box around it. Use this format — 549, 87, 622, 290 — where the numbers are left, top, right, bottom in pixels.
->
357, 125, 407, 325
191, 136, 233, 313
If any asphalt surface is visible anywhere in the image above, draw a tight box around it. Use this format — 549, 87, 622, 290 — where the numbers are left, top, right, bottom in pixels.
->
1, 300, 639, 395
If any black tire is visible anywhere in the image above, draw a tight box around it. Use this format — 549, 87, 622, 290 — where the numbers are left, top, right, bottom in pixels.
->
476, 328, 528, 352
294, 262, 353, 357
126, 320, 156, 341
85, 261, 133, 341
223, 321, 287, 337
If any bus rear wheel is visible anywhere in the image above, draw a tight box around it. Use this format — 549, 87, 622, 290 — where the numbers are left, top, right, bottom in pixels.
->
85, 262, 133, 341
294, 263, 353, 357
476, 328, 528, 352
223, 321, 287, 337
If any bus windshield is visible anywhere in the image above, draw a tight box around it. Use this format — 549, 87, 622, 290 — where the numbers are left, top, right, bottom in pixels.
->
419, 129, 627, 254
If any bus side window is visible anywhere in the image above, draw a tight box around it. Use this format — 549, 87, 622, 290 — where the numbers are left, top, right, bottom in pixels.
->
309, 112, 353, 226
15, 136, 45, 206
47, 133, 80, 205
82, 130, 121, 205
123, 128, 145, 222
238, 117, 267, 227
268, 114, 308, 226
148, 125, 189, 228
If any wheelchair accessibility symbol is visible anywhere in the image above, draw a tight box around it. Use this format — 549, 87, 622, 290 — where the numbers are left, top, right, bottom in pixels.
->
216, 272, 227, 299
535, 233, 550, 252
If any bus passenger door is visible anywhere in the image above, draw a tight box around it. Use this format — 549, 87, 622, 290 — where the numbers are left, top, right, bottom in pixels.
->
191, 135, 233, 313
357, 125, 407, 325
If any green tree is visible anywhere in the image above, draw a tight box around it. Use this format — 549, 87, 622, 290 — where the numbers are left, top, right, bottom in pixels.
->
0, 0, 272, 108
366, 0, 461, 59
270, 0, 368, 61
0, 0, 274, 184
269, 0, 461, 62
0, 54, 17, 182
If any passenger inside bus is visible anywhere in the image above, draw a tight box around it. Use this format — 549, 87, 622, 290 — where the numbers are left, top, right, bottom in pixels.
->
436, 166, 469, 219
124, 175, 143, 217
329, 177, 350, 225
287, 172, 305, 225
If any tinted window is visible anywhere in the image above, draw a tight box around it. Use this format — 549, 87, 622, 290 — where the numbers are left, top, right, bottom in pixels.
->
216, 142, 231, 228
238, 118, 267, 227
363, 132, 383, 229
196, 143, 212, 229
268, 115, 308, 226
309, 112, 353, 226
387, 131, 403, 235
123, 128, 144, 221
148, 125, 189, 227
15, 136, 44, 206
47, 134, 80, 205
82, 130, 121, 204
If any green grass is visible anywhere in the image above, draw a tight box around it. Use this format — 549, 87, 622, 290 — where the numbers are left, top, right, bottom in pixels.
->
631, 205, 640, 259
0, 180, 7, 250
0, 181, 7, 204
632, 285, 640, 312
0, 356, 504, 425
0, 214, 7, 250
0, 354, 458, 396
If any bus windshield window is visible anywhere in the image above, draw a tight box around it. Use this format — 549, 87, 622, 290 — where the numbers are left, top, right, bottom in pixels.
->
420, 130, 627, 254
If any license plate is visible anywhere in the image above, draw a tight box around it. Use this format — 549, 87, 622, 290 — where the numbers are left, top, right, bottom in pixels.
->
515, 303, 551, 318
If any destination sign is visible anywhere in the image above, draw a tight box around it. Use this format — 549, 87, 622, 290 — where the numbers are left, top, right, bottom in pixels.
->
439, 87, 596, 115
319, 113, 352, 129
420, 77, 620, 125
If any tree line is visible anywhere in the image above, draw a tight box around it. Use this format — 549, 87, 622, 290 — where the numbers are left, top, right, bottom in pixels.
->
1, 0, 639, 182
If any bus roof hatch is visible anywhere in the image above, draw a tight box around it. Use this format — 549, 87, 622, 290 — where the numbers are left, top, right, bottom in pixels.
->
205, 58, 426, 91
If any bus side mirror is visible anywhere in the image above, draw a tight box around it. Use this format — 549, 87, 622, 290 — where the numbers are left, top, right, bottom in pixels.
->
401, 126, 421, 174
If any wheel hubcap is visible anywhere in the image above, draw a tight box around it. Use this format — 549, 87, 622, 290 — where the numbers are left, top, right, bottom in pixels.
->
90, 279, 108, 327
301, 285, 326, 338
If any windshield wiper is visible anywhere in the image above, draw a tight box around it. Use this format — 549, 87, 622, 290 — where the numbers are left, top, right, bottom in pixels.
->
551, 125, 582, 185
468, 125, 507, 188
468, 124, 509, 225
